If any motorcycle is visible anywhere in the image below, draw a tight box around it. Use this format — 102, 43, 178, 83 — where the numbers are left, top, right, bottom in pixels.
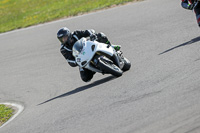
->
72, 37, 131, 77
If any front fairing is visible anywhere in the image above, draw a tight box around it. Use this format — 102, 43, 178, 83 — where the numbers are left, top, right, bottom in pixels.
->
73, 38, 95, 67
73, 38, 115, 68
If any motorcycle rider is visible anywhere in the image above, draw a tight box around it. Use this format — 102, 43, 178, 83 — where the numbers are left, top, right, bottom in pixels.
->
57, 27, 121, 82
181, 0, 200, 26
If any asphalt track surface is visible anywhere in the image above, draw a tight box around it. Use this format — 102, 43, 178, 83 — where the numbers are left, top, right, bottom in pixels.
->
1, 0, 200, 132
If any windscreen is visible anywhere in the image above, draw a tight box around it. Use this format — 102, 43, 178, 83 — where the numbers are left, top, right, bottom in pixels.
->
73, 40, 84, 53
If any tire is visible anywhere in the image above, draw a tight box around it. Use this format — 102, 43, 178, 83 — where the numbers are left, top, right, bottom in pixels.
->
122, 57, 131, 71
97, 56, 123, 77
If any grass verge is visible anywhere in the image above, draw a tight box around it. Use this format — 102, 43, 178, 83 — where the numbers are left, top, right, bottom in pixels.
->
0, 104, 14, 126
0, 0, 141, 33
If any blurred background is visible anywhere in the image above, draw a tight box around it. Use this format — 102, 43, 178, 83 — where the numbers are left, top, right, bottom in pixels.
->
0, 0, 140, 33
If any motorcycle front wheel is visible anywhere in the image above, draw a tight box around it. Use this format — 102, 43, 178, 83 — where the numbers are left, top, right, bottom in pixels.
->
122, 57, 131, 71
97, 56, 123, 77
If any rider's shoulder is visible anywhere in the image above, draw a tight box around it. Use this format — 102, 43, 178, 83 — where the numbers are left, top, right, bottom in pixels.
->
60, 44, 71, 51
60, 44, 65, 50
72, 30, 81, 34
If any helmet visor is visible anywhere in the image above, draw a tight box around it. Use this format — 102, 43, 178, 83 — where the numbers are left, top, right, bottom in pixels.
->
58, 35, 68, 44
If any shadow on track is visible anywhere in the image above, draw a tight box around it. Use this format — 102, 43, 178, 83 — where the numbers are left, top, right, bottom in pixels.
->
38, 75, 116, 105
159, 36, 200, 55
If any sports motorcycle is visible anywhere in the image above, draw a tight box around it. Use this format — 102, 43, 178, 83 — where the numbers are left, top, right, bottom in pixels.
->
72, 37, 131, 77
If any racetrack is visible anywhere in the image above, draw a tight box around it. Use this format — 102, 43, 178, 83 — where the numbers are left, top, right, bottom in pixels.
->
1, 0, 200, 132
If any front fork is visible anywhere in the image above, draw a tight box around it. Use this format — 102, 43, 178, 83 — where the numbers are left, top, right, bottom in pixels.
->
111, 51, 125, 70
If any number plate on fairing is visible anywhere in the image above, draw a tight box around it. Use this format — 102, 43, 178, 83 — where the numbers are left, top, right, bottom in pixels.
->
77, 58, 81, 62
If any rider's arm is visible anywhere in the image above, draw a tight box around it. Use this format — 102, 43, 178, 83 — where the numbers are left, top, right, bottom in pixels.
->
73, 29, 95, 39
181, 0, 194, 10
60, 45, 77, 67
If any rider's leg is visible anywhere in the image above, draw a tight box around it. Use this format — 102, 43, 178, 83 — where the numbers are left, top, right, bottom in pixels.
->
96, 32, 121, 51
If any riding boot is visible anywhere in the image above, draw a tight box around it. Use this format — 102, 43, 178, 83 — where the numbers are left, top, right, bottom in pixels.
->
111, 44, 121, 51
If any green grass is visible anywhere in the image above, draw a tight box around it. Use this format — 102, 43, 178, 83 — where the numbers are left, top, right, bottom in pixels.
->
0, 0, 140, 33
0, 104, 14, 126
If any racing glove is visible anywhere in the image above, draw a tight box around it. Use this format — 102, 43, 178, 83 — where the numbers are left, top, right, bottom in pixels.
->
90, 34, 97, 41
